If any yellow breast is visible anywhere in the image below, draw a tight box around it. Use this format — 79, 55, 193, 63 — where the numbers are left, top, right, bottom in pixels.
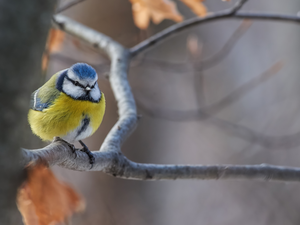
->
28, 92, 105, 142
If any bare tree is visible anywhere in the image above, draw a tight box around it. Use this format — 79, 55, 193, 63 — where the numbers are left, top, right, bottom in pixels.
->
20, 0, 300, 184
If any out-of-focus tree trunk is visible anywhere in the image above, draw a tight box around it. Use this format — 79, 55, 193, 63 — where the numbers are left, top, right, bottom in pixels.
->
0, 0, 56, 223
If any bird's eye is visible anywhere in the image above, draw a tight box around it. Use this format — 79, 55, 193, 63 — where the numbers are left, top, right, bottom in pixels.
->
74, 81, 79, 86
91, 82, 97, 88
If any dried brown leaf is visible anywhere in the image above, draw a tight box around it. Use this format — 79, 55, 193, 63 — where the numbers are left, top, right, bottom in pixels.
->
42, 29, 65, 72
181, 0, 207, 17
47, 29, 65, 53
41, 53, 49, 73
17, 164, 85, 225
131, 0, 150, 30
129, 0, 183, 29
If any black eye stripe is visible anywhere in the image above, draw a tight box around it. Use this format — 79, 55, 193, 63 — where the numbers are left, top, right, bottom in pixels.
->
66, 76, 97, 89
66, 76, 85, 88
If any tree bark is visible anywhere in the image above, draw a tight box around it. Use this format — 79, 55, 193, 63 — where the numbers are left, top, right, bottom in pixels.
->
0, 0, 56, 223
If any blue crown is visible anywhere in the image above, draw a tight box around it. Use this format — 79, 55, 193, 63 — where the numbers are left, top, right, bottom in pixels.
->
70, 63, 96, 80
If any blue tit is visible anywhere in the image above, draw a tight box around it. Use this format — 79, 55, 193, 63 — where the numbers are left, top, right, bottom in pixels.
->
28, 63, 106, 164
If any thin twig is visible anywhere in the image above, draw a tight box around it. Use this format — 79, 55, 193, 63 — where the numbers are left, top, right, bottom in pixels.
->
200, 19, 252, 70
130, 11, 300, 57
205, 61, 283, 114
229, 0, 249, 14
56, 0, 85, 14
137, 98, 300, 149
131, 20, 252, 74
135, 62, 300, 149
136, 61, 282, 120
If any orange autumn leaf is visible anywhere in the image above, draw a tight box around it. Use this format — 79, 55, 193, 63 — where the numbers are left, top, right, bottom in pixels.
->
41, 53, 50, 73
181, 0, 207, 17
17, 164, 85, 225
47, 28, 65, 53
42, 28, 65, 72
129, 0, 183, 29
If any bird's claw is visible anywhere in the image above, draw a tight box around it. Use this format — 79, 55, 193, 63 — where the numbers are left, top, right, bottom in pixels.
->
53, 137, 77, 159
79, 148, 95, 166
53, 138, 94, 167
79, 140, 95, 168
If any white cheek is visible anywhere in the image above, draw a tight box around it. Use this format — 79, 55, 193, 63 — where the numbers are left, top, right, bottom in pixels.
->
62, 80, 85, 98
90, 87, 101, 101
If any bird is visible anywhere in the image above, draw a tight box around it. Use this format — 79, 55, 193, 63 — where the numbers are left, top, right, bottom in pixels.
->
28, 63, 106, 165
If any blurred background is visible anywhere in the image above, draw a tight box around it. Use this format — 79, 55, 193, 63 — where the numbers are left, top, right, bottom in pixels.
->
23, 0, 300, 224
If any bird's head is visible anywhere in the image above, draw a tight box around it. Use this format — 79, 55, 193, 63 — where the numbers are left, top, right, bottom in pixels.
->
59, 63, 101, 102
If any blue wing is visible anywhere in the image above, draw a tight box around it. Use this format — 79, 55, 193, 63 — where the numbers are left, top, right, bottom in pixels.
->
30, 89, 57, 111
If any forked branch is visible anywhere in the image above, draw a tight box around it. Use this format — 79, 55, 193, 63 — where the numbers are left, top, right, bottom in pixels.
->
22, 139, 300, 182
22, 0, 300, 182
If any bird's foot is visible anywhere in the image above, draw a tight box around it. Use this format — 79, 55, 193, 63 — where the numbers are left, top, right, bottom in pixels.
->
53, 137, 77, 158
79, 140, 95, 167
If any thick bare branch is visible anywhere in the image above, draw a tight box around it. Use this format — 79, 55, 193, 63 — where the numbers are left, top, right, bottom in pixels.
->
22, 141, 119, 171
22, 141, 300, 182
53, 15, 138, 153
